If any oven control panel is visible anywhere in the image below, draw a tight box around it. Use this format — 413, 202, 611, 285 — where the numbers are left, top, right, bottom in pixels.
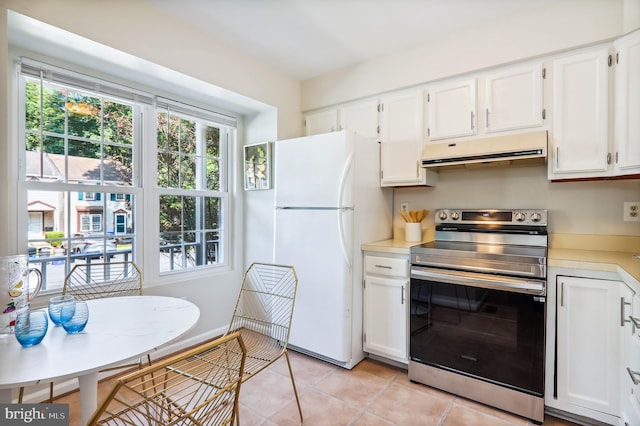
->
435, 209, 547, 226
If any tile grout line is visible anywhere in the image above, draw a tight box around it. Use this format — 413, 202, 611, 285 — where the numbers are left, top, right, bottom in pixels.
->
348, 370, 403, 425
437, 398, 455, 426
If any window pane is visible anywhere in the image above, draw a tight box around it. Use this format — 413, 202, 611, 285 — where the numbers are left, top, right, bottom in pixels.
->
204, 197, 220, 230
157, 112, 169, 151
43, 135, 65, 156
25, 80, 41, 131
25, 132, 40, 153
180, 118, 196, 154
67, 91, 101, 140
181, 196, 196, 231
104, 145, 133, 185
91, 215, 102, 231
168, 115, 180, 152
103, 100, 133, 143
42, 83, 65, 134
206, 159, 220, 191
206, 231, 220, 264
180, 156, 196, 190
26, 188, 135, 291
158, 194, 223, 272
205, 126, 220, 157
67, 140, 102, 183
159, 195, 182, 233
157, 153, 180, 188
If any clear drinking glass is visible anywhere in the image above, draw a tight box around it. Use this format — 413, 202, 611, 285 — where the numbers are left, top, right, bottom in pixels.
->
48, 295, 76, 326
14, 310, 49, 347
62, 301, 89, 334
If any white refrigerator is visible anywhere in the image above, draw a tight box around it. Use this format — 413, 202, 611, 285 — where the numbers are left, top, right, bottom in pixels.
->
273, 130, 392, 368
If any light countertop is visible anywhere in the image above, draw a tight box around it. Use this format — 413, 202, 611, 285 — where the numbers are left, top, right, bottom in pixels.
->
361, 238, 425, 255
548, 248, 640, 287
362, 235, 640, 286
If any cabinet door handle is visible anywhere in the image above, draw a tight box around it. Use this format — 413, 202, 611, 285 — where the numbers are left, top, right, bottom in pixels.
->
375, 264, 392, 269
485, 108, 490, 128
607, 152, 612, 165
401, 285, 405, 305
621, 297, 631, 327
560, 281, 564, 307
627, 367, 640, 385
470, 111, 475, 130
556, 147, 560, 169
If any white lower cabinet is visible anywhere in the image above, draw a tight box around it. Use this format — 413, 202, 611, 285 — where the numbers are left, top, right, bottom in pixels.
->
363, 253, 409, 364
621, 283, 639, 426
555, 275, 622, 423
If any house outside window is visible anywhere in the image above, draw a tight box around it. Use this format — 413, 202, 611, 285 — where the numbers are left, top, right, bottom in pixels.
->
18, 59, 235, 291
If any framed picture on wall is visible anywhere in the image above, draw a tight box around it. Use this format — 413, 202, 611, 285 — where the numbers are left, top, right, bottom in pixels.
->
243, 142, 271, 190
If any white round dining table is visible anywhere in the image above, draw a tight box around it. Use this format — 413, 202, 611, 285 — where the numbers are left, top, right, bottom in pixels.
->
0, 295, 200, 425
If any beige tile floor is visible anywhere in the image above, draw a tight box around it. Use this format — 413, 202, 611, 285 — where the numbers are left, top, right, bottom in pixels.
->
56, 350, 579, 426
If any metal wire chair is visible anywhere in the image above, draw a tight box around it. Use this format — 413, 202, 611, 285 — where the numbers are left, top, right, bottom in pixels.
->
18, 261, 146, 404
62, 261, 143, 300
88, 332, 247, 426
225, 262, 303, 424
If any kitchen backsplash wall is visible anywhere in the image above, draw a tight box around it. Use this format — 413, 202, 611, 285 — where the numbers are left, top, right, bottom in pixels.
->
393, 165, 640, 238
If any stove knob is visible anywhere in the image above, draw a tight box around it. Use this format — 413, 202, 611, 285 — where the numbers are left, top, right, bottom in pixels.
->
450, 211, 460, 220
438, 211, 448, 221
530, 212, 542, 222
514, 212, 526, 222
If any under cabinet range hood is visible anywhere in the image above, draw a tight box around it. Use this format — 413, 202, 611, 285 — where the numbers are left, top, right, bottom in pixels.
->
422, 130, 548, 169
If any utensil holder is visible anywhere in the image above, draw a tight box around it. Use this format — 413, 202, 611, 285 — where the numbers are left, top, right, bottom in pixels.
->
405, 223, 422, 242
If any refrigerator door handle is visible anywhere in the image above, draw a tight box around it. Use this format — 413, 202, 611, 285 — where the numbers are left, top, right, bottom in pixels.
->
337, 153, 353, 269
338, 209, 352, 270
337, 153, 353, 208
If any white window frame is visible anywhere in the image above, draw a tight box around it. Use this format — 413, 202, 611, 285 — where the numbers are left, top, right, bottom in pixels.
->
154, 103, 230, 275
16, 57, 237, 289
80, 213, 102, 232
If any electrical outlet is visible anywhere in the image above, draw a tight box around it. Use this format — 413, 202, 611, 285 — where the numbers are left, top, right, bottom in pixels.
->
400, 202, 409, 212
624, 201, 640, 222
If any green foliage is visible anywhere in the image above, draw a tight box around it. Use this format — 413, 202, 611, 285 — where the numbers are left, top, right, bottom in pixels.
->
45, 231, 65, 247
24, 77, 222, 242
24, 79, 134, 178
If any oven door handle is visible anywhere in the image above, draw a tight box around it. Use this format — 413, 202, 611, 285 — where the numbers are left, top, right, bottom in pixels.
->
410, 266, 546, 296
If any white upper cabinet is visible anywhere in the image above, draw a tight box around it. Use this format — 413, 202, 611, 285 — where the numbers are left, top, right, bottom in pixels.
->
549, 47, 611, 179
427, 79, 477, 140
614, 30, 640, 176
379, 89, 436, 186
338, 99, 379, 139
304, 99, 379, 138
304, 109, 338, 136
483, 63, 544, 133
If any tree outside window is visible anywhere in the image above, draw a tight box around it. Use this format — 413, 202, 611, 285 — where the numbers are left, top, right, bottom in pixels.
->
20, 60, 233, 290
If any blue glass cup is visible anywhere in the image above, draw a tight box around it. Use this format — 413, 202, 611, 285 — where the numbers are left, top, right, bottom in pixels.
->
48, 295, 76, 326
62, 301, 89, 334
14, 310, 49, 347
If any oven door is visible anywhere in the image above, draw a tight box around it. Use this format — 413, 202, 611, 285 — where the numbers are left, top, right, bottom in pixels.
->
410, 266, 546, 396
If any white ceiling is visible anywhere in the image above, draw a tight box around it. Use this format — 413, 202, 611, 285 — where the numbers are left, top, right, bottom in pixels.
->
144, 0, 566, 80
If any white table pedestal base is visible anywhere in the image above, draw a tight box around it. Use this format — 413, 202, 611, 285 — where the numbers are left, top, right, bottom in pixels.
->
78, 372, 99, 425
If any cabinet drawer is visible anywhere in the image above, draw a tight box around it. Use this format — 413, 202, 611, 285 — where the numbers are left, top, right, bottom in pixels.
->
365, 256, 409, 278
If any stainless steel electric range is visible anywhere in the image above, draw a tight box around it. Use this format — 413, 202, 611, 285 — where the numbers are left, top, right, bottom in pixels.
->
409, 208, 548, 424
